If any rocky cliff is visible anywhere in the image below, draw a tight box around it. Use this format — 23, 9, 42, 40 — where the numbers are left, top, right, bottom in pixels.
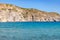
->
0, 3, 60, 22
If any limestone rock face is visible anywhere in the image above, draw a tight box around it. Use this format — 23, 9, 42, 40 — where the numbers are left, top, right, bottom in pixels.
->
0, 3, 60, 22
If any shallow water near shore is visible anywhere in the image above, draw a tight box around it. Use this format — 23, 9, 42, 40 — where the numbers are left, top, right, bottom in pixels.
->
0, 22, 60, 40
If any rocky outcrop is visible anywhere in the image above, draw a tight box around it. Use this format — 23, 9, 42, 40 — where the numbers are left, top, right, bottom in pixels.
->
0, 3, 60, 22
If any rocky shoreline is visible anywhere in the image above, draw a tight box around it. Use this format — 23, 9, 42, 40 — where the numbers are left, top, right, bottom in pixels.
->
0, 3, 60, 22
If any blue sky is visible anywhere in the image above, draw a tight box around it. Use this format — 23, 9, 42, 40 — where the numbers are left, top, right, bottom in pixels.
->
0, 0, 60, 13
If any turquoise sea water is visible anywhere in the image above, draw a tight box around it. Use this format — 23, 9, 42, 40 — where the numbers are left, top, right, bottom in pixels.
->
0, 22, 60, 28
0, 22, 60, 40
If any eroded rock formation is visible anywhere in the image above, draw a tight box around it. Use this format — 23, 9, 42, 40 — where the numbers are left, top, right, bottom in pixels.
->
0, 3, 60, 22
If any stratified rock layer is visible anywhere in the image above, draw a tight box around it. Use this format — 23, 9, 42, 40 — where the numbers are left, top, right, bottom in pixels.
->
0, 3, 60, 22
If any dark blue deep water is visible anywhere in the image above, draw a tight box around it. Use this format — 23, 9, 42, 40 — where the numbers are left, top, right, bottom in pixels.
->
0, 22, 60, 40
0, 22, 60, 28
